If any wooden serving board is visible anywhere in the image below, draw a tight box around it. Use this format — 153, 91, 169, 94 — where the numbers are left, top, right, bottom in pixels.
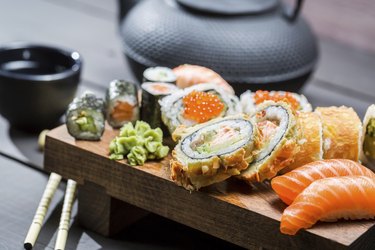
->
44, 125, 375, 250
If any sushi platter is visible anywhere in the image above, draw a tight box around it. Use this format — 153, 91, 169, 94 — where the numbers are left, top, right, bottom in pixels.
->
43, 65, 375, 249
44, 124, 374, 249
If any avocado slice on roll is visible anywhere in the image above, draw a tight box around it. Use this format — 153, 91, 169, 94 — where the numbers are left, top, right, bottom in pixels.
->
361, 104, 375, 171
171, 114, 257, 191
239, 101, 299, 183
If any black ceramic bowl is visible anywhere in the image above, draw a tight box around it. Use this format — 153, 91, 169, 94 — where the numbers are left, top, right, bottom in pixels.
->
0, 43, 82, 131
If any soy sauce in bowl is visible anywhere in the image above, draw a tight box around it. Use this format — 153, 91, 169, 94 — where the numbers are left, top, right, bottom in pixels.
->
0, 43, 82, 132
1, 61, 67, 75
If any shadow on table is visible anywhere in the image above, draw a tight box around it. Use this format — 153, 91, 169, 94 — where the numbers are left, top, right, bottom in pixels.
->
65, 213, 245, 250
80, 213, 244, 250
7, 126, 45, 170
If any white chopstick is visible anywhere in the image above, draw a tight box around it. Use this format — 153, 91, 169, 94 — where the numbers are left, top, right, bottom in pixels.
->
54, 179, 77, 250
24, 173, 62, 250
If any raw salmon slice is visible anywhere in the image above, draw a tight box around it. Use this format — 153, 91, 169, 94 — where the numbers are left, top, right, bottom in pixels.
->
271, 159, 375, 205
280, 176, 375, 235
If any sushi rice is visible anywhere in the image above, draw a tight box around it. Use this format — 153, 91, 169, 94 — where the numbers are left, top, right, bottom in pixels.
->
143, 66, 176, 84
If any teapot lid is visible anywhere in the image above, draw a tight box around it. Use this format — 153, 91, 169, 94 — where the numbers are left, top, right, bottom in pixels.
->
176, 0, 279, 15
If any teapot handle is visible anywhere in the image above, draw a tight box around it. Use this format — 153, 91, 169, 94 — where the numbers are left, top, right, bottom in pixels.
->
283, 0, 304, 22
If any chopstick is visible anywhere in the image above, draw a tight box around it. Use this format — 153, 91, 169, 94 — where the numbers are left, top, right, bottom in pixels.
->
54, 179, 77, 250
24, 173, 62, 250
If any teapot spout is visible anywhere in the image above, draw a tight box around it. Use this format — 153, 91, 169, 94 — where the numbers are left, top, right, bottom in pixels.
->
118, 0, 141, 23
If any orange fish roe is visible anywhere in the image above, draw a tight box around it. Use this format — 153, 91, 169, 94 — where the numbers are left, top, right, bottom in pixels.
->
183, 91, 224, 123
254, 90, 299, 111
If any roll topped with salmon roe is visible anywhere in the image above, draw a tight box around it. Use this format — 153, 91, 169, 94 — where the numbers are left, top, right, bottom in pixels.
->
159, 83, 241, 134
240, 90, 312, 115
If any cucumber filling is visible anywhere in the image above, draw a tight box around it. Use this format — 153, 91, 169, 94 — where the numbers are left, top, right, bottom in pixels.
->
74, 112, 97, 133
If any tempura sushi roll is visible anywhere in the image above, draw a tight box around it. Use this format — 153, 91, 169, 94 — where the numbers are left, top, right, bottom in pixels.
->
106, 80, 139, 128
315, 106, 362, 161
143, 66, 176, 84
141, 82, 179, 129
66, 92, 105, 141
360, 104, 375, 170
239, 101, 299, 182
280, 112, 323, 173
171, 115, 257, 191
160, 83, 241, 134
240, 90, 312, 115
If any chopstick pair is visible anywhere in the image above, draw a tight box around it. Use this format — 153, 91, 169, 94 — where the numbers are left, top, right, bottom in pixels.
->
24, 173, 77, 250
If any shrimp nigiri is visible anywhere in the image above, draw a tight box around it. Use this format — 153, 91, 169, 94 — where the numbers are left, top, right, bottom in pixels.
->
271, 159, 375, 205
172, 64, 234, 94
280, 176, 375, 235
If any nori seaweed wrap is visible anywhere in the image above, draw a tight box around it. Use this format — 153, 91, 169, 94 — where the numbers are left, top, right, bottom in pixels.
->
66, 92, 105, 141
143, 66, 176, 84
106, 80, 139, 128
141, 82, 178, 130
239, 101, 299, 182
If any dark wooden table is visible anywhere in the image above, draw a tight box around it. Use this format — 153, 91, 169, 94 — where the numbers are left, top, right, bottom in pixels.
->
0, 0, 374, 249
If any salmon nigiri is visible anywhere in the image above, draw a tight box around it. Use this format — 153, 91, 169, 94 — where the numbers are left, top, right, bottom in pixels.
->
271, 159, 375, 205
280, 176, 375, 235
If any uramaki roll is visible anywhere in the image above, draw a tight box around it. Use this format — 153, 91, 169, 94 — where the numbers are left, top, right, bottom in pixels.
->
239, 101, 299, 182
170, 115, 257, 191
280, 112, 323, 173
159, 83, 241, 134
315, 106, 362, 161
240, 90, 312, 115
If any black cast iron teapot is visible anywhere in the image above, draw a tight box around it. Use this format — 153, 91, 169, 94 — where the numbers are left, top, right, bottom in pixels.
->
119, 0, 318, 94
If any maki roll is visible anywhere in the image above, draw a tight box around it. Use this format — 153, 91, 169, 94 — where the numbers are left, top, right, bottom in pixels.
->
240, 90, 312, 115
315, 106, 362, 161
106, 80, 139, 128
361, 104, 375, 171
171, 115, 257, 191
159, 83, 241, 134
141, 82, 179, 129
239, 101, 299, 182
143, 66, 176, 84
66, 92, 105, 141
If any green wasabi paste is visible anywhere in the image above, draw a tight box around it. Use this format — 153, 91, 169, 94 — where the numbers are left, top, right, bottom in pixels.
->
109, 120, 169, 165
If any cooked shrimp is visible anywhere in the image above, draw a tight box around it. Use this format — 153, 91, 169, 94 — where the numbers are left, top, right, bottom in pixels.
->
173, 64, 234, 94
